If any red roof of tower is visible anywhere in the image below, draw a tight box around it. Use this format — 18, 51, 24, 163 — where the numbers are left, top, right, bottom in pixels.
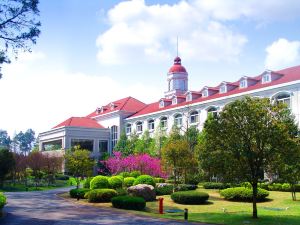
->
169, 56, 187, 73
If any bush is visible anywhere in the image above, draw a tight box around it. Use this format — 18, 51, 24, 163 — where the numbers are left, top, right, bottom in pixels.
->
282, 183, 291, 192
171, 191, 209, 204
108, 176, 123, 189
83, 177, 93, 189
84, 189, 117, 203
0, 193, 6, 209
155, 183, 173, 195
118, 172, 130, 178
124, 177, 136, 187
116, 188, 127, 196
111, 196, 146, 210
90, 175, 109, 189
69, 188, 90, 199
56, 174, 70, 180
268, 183, 283, 191
133, 175, 155, 187
220, 187, 269, 202
203, 182, 230, 190
154, 177, 165, 183
175, 184, 198, 192
67, 177, 77, 186
258, 182, 269, 190
130, 171, 141, 178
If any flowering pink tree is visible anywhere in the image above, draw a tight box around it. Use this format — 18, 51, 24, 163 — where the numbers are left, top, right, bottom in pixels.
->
101, 152, 168, 178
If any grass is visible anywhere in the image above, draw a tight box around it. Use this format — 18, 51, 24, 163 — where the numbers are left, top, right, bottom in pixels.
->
63, 188, 300, 225
0, 180, 71, 192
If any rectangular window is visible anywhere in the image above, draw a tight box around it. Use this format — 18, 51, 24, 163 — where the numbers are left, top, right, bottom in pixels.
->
240, 79, 247, 88
262, 74, 271, 83
148, 121, 154, 130
137, 123, 143, 132
186, 93, 192, 102
71, 139, 94, 151
99, 140, 108, 153
220, 85, 226, 93
190, 114, 199, 124
202, 89, 208, 97
172, 98, 177, 105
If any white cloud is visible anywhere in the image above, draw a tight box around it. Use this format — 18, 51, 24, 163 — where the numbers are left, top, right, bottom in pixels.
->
265, 38, 300, 70
96, 0, 247, 65
0, 53, 162, 137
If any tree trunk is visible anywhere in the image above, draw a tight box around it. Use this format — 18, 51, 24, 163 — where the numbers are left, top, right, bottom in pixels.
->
252, 182, 258, 219
291, 184, 296, 201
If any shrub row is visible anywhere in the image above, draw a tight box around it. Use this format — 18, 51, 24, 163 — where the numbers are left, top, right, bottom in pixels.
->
171, 191, 209, 204
155, 183, 174, 195
203, 182, 231, 190
220, 187, 269, 202
84, 189, 117, 203
111, 196, 146, 210
69, 188, 90, 199
175, 184, 198, 191
0, 193, 6, 209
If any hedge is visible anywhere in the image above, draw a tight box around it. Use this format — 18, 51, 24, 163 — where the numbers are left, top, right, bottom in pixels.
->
171, 191, 209, 204
133, 175, 155, 187
124, 177, 136, 187
108, 176, 123, 189
0, 193, 6, 209
111, 196, 146, 210
130, 171, 141, 178
175, 184, 198, 192
220, 187, 269, 202
156, 183, 173, 195
69, 188, 90, 199
90, 175, 109, 189
83, 177, 93, 189
84, 189, 117, 203
203, 182, 230, 190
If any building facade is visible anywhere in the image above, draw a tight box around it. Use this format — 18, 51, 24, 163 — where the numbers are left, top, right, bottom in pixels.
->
39, 57, 300, 157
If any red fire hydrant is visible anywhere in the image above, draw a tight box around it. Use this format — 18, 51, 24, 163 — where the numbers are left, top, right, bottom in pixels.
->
158, 197, 164, 214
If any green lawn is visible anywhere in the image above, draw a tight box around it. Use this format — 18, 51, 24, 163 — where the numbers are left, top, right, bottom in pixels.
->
138, 188, 300, 225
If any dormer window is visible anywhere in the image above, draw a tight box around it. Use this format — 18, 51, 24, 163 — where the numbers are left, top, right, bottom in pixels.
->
240, 79, 247, 88
186, 93, 192, 102
262, 73, 271, 84
159, 100, 164, 108
96, 107, 101, 114
110, 103, 115, 110
172, 97, 177, 105
220, 84, 227, 94
202, 89, 208, 97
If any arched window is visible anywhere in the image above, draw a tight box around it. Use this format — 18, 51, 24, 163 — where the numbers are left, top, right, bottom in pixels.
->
160, 116, 168, 129
136, 121, 143, 133
111, 125, 118, 150
126, 124, 131, 134
148, 119, 155, 131
190, 111, 199, 124
274, 93, 291, 107
174, 114, 182, 127
207, 106, 218, 118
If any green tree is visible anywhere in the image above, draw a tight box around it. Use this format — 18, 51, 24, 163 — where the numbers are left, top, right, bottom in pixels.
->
114, 130, 131, 155
134, 130, 156, 155
0, 130, 11, 148
14, 129, 35, 155
200, 96, 297, 219
0, 148, 15, 188
64, 148, 95, 189
0, 0, 41, 78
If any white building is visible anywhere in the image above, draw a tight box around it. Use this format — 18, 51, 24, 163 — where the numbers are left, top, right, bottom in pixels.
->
39, 57, 300, 157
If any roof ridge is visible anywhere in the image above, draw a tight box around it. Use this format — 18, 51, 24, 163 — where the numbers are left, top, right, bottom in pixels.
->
119, 96, 131, 111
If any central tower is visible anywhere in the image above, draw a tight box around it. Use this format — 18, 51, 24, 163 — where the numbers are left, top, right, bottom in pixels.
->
164, 56, 188, 99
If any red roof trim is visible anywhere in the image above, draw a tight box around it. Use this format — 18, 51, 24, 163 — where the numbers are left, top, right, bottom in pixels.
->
53, 117, 104, 129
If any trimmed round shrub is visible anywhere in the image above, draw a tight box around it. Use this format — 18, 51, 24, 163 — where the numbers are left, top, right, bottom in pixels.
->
171, 191, 209, 204
108, 176, 123, 189
69, 188, 90, 199
90, 175, 109, 189
154, 177, 165, 183
118, 172, 130, 178
220, 187, 269, 202
116, 188, 128, 196
83, 177, 93, 189
130, 171, 141, 178
84, 189, 117, 203
175, 184, 198, 192
155, 183, 174, 195
282, 183, 291, 192
112, 196, 146, 210
0, 193, 6, 209
203, 182, 230, 190
124, 177, 136, 187
133, 175, 155, 187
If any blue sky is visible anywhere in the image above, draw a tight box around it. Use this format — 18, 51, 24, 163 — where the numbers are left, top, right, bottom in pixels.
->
1, 0, 300, 136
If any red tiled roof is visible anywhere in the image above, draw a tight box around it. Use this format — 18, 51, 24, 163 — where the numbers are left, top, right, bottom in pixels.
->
86, 96, 146, 118
53, 117, 104, 129
129, 65, 300, 118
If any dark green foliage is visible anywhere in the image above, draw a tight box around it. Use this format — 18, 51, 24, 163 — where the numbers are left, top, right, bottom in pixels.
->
155, 183, 174, 195
154, 177, 165, 183
171, 191, 209, 204
69, 188, 90, 199
203, 182, 230, 189
118, 172, 130, 178
175, 184, 198, 192
115, 188, 127, 196
130, 171, 141, 178
55, 174, 70, 181
0, 130, 11, 148
0, 148, 15, 188
111, 196, 146, 210
108, 176, 123, 189
83, 177, 93, 189
84, 189, 117, 203
220, 187, 269, 202
14, 129, 35, 155
90, 175, 109, 189
0, 192, 6, 209
133, 175, 155, 187
124, 177, 136, 187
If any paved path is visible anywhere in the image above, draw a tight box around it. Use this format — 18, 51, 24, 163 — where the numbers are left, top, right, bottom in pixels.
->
0, 188, 208, 225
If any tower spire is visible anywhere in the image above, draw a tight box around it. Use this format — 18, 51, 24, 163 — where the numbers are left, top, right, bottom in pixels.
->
176, 36, 179, 57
